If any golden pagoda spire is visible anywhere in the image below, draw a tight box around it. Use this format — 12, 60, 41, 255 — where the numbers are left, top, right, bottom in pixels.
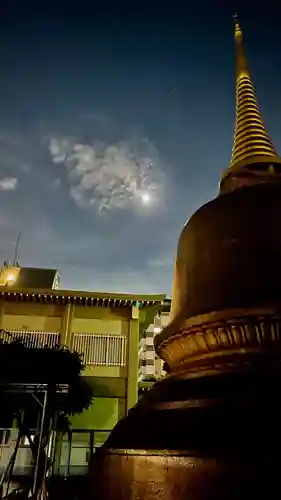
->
220, 16, 281, 192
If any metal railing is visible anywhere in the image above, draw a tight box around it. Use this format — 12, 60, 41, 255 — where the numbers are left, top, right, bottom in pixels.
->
0, 330, 60, 349
0, 330, 127, 367
72, 333, 127, 367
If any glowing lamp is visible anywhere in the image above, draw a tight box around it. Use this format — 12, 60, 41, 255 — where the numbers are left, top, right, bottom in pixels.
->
6, 273, 17, 284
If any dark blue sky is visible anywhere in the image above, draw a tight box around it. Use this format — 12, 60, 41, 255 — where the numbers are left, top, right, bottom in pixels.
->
0, 1, 280, 294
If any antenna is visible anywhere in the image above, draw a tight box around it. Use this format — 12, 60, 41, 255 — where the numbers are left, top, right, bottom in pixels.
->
13, 214, 23, 266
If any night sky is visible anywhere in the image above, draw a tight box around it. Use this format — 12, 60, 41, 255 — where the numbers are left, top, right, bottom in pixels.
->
0, 1, 280, 294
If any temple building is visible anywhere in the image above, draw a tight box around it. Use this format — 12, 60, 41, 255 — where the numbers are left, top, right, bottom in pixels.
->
0, 263, 165, 475
92, 19, 281, 500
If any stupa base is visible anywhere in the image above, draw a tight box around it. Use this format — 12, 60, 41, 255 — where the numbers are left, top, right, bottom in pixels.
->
89, 365, 281, 499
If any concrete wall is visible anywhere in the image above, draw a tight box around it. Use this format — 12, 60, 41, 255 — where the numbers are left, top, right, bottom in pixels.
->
0, 302, 129, 336
1, 302, 63, 331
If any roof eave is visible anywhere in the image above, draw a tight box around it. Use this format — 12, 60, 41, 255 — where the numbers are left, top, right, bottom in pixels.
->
0, 288, 166, 308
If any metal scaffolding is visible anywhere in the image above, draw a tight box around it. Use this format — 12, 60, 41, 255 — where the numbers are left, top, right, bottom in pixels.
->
0, 383, 69, 500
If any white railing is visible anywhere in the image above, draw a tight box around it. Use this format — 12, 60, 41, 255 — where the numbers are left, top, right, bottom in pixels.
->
72, 333, 127, 367
0, 330, 60, 349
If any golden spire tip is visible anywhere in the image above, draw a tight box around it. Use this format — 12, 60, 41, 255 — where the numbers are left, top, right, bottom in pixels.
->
233, 13, 242, 37
220, 16, 281, 194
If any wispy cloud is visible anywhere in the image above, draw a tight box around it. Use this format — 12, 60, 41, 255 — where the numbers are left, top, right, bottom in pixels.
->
0, 177, 18, 191
48, 136, 163, 213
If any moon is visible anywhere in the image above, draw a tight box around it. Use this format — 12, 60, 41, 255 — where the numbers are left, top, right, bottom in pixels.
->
140, 192, 151, 205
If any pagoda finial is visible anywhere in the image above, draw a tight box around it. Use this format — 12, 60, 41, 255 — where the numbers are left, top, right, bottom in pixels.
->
220, 18, 281, 193
233, 14, 249, 79
233, 12, 239, 29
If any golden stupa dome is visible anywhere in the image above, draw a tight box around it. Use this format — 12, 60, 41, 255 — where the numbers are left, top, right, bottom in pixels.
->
155, 20, 281, 374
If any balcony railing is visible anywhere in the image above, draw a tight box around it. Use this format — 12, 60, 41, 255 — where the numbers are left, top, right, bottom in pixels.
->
72, 333, 127, 367
0, 330, 60, 349
0, 330, 127, 367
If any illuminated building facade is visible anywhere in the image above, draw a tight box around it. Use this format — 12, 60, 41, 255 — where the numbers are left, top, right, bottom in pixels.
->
0, 263, 165, 475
